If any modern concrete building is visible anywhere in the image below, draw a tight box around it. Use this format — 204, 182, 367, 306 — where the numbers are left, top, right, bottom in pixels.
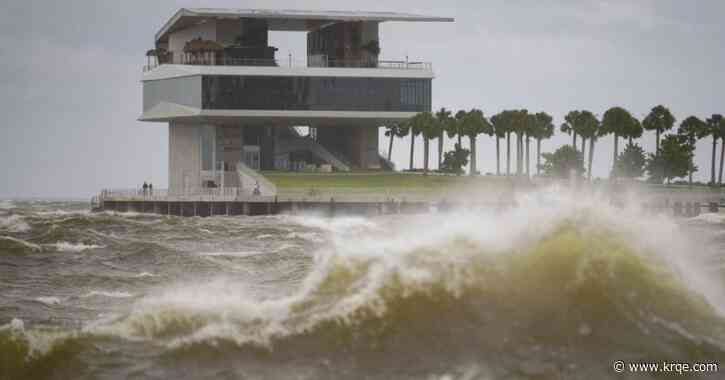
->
141, 8, 453, 196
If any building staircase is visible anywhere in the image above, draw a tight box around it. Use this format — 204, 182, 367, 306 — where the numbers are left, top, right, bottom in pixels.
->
236, 162, 277, 197
276, 134, 352, 171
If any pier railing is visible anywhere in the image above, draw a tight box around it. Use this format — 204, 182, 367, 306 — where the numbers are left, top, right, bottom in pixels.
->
99, 188, 263, 202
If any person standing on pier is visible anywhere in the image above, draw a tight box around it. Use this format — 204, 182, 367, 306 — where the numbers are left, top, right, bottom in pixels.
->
149, 183, 153, 197
142, 182, 148, 197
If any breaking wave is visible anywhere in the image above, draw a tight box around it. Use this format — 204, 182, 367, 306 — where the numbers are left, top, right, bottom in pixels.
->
3, 190, 725, 378
49, 241, 104, 252
87, 189, 725, 372
0, 215, 30, 233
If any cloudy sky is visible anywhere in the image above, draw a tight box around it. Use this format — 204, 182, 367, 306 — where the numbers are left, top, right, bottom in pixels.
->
1, 0, 724, 198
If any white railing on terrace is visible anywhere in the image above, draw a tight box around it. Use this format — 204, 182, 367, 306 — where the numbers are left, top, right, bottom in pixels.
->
143, 56, 432, 72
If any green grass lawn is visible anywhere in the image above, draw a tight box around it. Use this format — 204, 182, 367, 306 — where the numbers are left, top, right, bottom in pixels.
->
261, 171, 499, 189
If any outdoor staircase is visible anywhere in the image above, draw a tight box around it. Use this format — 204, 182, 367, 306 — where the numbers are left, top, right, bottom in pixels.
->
277, 136, 352, 171
378, 153, 396, 171
236, 162, 277, 197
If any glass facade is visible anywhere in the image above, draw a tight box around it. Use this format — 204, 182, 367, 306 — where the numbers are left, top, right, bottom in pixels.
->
201, 75, 431, 112
200, 125, 215, 171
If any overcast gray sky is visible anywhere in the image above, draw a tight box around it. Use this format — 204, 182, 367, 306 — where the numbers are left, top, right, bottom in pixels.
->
1, 0, 724, 198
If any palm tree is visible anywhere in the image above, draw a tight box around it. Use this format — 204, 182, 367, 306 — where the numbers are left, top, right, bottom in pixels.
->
574, 111, 600, 180
561, 111, 581, 148
706, 114, 723, 185
626, 117, 643, 146
678, 116, 708, 187
530, 112, 554, 176
490, 112, 508, 176
511, 109, 529, 176
642, 105, 676, 154
435, 108, 453, 169
524, 113, 538, 177
460, 109, 493, 176
453, 110, 466, 146
601, 107, 638, 178
384, 123, 409, 161
718, 118, 725, 185
408, 120, 421, 171
412, 112, 441, 175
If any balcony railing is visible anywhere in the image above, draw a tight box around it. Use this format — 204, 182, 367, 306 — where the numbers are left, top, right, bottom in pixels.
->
143, 56, 432, 72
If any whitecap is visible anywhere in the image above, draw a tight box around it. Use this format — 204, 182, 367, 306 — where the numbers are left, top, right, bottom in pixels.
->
82, 290, 134, 299
0, 215, 30, 233
50, 241, 104, 252
133, 272, 158, 278
688, 212, 725, 224
0, 236, 42, 251
34, 209, 91, 217
0, 200, 15, 210
35, 297, 63, 306
199, 251, 261, 258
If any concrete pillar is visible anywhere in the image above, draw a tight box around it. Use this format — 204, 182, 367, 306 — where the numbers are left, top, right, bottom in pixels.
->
242, 202, 250, 215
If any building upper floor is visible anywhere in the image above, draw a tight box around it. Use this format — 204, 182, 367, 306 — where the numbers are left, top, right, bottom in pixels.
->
144, 8, 453, 73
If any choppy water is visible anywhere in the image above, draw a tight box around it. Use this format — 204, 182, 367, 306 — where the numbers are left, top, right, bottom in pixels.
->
1, 190, 725, 380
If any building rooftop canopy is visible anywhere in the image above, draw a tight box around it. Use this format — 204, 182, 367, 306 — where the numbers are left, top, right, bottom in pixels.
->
156, 8, 455, 43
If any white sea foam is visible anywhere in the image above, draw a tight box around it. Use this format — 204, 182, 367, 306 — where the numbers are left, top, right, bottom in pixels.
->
688, 212, 725, 225
133, 272, 158, 278
0, 215, 30, 233
34, 209, 91, 217
50, 241, 104, 252
0, 236, 42, 251
285, 232, 325, 243
0, 200, 15, 210
199, 251, 262, 258
82, 290, 134, 299
35, 296, 63, 306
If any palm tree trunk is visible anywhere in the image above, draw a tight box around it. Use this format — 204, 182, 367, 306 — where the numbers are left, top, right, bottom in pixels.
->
588, 137, 595, 181
628, 137, 633, 146
506, 132, 511, 175
581, 137, 586, 164
711, 135, 717, 185
409, 134, 415, 171
572, 132, 577, 149
536, 138, 541, 176
424, 137, 430, 176
612, 133, 619, 178
655, 129, 661, 154
438, 131, 444, 170
525, 134, 530, 177
719, 137, 725, 185
515, 134, 520, 175
387, 133, 394, 161
457, 134, 462, 147
470, 136, 477, 176
689, 136, 694, 188
495, 136, 500, 176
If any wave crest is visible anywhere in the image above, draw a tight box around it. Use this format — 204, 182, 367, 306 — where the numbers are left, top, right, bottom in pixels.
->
98, 219, 725, 359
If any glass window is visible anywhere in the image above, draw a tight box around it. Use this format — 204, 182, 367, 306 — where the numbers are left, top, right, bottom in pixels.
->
200, 126, 214, 171
202, 75, 431, 112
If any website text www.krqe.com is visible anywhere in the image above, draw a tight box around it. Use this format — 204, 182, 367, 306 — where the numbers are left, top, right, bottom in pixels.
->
613, 360, 719, 375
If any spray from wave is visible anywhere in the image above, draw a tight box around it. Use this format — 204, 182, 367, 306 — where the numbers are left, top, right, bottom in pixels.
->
78, 187, 725, 377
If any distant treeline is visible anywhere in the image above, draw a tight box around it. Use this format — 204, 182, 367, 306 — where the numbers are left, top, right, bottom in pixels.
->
385, 106, 725, 185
